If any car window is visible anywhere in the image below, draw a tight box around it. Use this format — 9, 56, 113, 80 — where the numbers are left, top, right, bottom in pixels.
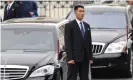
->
67, 9, 126, 29
1, 28, 55, 51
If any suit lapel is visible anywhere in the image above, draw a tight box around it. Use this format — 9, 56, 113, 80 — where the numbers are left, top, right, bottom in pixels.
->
73, 19, 89, 40
73, 19, 83, 38
83, 22, 89, 38
74, 19, 81, 31
8, 3, 15, 14
83, 22, 88, 33
4, 5, 8, 16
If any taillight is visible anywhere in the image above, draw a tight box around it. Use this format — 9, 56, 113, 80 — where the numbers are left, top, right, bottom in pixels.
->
57, 40, 60, 59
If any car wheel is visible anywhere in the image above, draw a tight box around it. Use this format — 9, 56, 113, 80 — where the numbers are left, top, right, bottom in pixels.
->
54, 71, 63, 80
125, 49, 133, 78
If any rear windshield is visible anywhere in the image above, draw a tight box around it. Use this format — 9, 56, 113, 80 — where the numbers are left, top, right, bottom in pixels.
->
1, 27, 55, 51
67, 9, 126, 29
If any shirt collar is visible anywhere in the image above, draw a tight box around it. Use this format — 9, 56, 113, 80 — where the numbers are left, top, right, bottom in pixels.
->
8, 1, 14, 7
76, 18, 83, 25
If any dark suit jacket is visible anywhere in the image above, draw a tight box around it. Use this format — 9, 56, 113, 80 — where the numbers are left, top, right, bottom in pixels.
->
3, 2, 20, 21
32, 1, 38, 17
16, 1, 38, 17
65, 19, 93, 62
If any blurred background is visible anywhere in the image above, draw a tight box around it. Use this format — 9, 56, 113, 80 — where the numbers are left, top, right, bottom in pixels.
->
0, 0, 131, 19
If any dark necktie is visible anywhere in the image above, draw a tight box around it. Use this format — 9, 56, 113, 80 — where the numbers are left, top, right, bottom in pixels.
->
7, 5, 10, 15
80, 22, 85, 39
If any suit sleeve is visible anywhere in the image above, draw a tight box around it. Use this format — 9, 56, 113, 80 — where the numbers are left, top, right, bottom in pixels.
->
32, 1, 38, 16
64, 23, 73, 61
28, 1, 38, 17
88, 25, 93, 60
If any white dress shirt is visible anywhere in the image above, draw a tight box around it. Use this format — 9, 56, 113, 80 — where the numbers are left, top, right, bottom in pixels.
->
7, 1, 14, 11
76, 19, 85, 32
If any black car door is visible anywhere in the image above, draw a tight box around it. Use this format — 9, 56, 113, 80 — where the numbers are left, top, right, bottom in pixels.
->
58, 23, 68, 80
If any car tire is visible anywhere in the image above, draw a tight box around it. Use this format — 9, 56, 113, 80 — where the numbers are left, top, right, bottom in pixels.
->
124, 49, 133, 78
53, 70, 63, 80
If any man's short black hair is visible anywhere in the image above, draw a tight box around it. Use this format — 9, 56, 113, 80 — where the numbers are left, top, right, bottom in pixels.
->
74, 5, 84, 11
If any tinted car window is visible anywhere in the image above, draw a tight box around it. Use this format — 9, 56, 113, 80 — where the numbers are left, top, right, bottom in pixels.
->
67, 9, 126, 29
2, 27, 55, 51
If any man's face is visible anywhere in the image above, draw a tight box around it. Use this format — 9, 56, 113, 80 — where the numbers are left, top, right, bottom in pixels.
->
75, 8, 84, 20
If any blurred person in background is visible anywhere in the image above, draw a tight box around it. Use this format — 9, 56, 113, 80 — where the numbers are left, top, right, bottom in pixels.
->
127, 0, 133, 5
3, 0, 20, 21
16, 0, 38, 18
31, 1, 38, 17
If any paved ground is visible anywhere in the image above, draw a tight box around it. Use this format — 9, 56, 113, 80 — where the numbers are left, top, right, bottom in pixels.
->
63, 58, 133, 80
92, 68, 133, 80
63, 67, 133, 80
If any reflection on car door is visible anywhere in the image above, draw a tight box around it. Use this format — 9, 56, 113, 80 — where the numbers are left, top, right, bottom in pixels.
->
59, 23, 67, 80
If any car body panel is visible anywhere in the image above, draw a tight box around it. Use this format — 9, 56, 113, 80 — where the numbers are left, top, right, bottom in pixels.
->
91, 29, 126, 43
1, 20, 68, 80
1, 51, 56, 68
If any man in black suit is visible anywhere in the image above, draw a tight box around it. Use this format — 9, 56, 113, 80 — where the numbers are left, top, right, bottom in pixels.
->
3, 0, 20, 21
16, 1, 38, 17
65, 5, 93, 80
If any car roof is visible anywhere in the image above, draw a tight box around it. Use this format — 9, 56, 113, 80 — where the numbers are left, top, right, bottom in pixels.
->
82, 3, 130, 7
2, 17, 63, 24
80, 4, 132, 12
2, 23, 57, 30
